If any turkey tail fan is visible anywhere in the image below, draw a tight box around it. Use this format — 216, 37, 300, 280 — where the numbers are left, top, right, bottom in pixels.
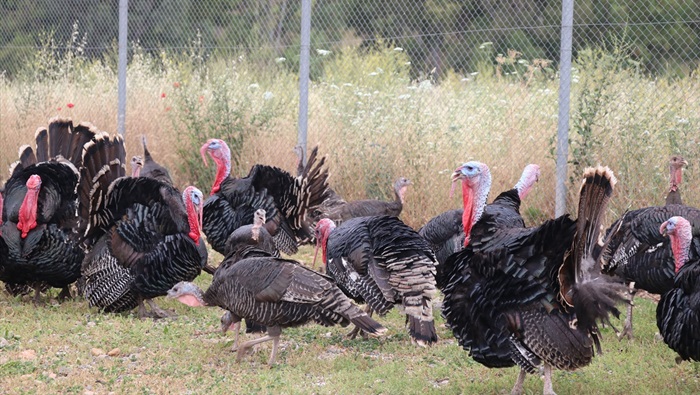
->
295, 145, 331, 241
34, 127, 50, 162
302, 146, 331, 209
69, 122, 102, 166
9, 145, 36, 176
558, 166, 627, 333
47, 117, 75, 160
78, 132, 126, 244
573, 165, 617, 273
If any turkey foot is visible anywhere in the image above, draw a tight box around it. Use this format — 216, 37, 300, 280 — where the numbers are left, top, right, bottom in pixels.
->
57, 286, 72, 301
137, 299, 175, 319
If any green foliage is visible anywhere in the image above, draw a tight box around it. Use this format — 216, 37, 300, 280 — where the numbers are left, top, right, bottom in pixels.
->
567, 35, 640, 186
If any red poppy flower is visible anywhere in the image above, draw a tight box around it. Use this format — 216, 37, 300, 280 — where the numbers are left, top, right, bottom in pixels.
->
67, 103, 74, 108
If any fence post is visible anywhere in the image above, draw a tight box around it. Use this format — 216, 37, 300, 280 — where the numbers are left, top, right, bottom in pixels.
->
117, 0, 128, 136
297, 0, 311, 165
555, 0, 574, 216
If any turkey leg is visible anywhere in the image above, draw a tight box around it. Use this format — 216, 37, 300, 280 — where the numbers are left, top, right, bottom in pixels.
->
618, 282, 636, 340
510, 367, 527, 395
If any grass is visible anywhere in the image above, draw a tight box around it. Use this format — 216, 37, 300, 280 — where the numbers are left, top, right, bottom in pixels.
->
1, 246, 699, 394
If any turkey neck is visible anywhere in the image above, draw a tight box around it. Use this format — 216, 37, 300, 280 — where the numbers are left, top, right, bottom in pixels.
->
18, 186, 40, 238
461, 167, 491, 247
395, 185, 407, 205
514, 167, 538, 200
185, 197, 202, 245
669, 165, 682, 193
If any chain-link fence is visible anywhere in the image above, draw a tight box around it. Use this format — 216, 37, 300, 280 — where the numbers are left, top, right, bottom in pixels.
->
1, 1, 699, 229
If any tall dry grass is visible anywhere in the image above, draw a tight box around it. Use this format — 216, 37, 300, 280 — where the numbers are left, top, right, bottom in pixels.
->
1, 43, 699, 229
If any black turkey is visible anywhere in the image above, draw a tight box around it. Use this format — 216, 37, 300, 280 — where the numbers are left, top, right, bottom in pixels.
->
1, 118, 95, 302
317, 177, 411, 224
441, 162, 626, 395
79, 133, 207, 318
656, 216, 700, 362
419, 163, 540, 289
167, 255, 387, 366
200, 139, 330, 256
599, 155, 698, 339
314, 215, 438, 346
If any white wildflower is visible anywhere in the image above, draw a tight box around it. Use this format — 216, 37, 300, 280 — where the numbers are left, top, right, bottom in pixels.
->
394, 47, 404, 52
398, 94, 411, 100
248, 83, 259, 90
263, 91, 274, 100
275, 57, 286, 63
316, 49, 332, 56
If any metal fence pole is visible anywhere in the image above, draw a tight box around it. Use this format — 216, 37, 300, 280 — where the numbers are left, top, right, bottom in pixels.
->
555, 0, 574, 217
117, 0, 128, 136
297, 0, 311, 165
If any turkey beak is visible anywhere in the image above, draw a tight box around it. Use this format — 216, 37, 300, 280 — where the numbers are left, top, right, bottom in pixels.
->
200, 143, 210, 167
659, 220, 669, 237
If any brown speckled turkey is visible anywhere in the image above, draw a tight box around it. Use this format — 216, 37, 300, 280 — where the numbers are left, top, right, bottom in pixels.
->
167, 253, 387, 366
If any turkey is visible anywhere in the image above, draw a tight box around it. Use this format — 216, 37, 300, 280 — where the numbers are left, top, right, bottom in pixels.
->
656, 216, 700, 362
314, 215, 438, 346
599, 156, 698, 339
317, 177, 411, 224
200, 138, 330, 256
664, 155, 687, 205
78, 133, 208, 318
441, 162, 626, 395
1, 118, 95, 302
217, 208, 279, 338
419, 164, 540, 289
223, 208, 278, 258
166, 254, 387, 366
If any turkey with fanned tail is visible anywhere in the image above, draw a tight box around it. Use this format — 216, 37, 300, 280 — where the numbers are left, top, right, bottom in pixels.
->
441, 161, 627, 395
200, 139, 330, 257
78, 132, 207, 318
1, 118, 95, 302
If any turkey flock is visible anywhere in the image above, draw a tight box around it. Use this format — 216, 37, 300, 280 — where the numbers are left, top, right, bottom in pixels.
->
2, 118, 699, 394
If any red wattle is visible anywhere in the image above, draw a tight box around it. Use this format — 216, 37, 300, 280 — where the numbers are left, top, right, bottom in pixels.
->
461, 181, 474, 247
